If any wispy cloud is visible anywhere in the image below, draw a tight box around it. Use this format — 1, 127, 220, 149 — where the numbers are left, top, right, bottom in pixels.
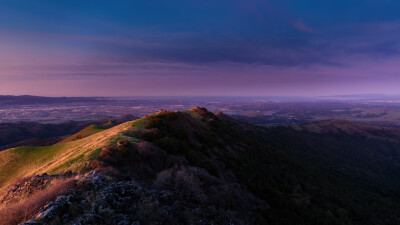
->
293, 20, 315, 33
2, 1, 400, 96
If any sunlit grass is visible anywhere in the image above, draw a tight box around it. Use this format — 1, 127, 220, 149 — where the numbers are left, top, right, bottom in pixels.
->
57, 124, 106, 144
182, 110, 202, 120
0, 119, 138, 191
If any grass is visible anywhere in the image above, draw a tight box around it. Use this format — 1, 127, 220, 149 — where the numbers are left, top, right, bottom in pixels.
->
57, 124, 106, 144
0, 145, 66, 189
182, 110, 203, 121
0, 120, 137, 191
131, 117, 149, 128
0, 178, 75, 225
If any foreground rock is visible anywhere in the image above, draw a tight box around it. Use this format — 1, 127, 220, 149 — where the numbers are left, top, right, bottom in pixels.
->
21, 172, 241, 225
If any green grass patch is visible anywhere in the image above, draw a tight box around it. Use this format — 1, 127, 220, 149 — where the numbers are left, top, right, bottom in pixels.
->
9, 144, 67, 161
47, 147, 103, 174
0, 145, 67, 188
182, 110, 203, 121
131, 118, 149, 128
58, 124, 105, 144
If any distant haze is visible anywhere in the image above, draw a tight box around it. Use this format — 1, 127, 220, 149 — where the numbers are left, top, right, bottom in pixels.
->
1, 1, 400, 96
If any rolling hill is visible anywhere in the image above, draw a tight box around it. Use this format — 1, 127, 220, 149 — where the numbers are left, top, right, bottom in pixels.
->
0, 114, 138, 150
0, 120, 136, 191
1, 108, 400, 224
57, 124, 112, 144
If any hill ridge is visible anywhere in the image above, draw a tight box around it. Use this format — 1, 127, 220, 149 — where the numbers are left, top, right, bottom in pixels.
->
2, 108, 400, 224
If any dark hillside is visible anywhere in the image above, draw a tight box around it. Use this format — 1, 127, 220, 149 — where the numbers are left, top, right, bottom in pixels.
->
2, 108, 400, 224
115, 107, 400, 224
219, 114, 400, 223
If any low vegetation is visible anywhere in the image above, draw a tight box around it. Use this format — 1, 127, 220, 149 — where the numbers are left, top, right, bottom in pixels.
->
0, 178, 75, 225
2, 107, 400, 224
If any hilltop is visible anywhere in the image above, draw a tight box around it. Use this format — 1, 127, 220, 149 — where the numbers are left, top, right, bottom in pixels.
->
1, 108, 400, 224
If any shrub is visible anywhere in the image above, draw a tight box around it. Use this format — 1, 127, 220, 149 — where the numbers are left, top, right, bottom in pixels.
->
116, 140, 130, 153
156, 111, 178, 120
146, 117, 163, 129
145, 111, 177, 129
201, 160, 219, 177
99, 147, 122, 164
90, 160, 120, 176
0, 178, 75, 225
155, 137, 179, 154
123, 127, 142, 138
140, 128, 161, 142
154, 167, 207, 203
194, 131, 221, 147
136, 141, 155, 154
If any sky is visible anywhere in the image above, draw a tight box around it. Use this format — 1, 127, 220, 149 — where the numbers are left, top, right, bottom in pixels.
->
1, 0, 400, 97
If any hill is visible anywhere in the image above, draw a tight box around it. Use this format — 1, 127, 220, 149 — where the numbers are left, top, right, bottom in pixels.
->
56, 124, 108, 144
291, 119, 400, 141
1, 108, 400, 224
0, 114, 138, 150
260, 119, 400, 190
0, 120, 135, 191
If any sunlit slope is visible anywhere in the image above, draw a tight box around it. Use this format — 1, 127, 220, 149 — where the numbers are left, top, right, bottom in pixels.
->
0, 120, 139, 191
57, 124, 107, 144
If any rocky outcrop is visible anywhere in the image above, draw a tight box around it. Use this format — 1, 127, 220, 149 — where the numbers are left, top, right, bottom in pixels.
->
20, 171, 236, 225
1, 172, 75, 205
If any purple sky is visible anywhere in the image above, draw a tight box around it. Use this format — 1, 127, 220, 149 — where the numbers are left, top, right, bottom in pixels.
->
1, 0, 400, 97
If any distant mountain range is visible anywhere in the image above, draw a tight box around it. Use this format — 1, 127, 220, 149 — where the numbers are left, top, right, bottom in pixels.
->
4, 94, 400, 105
318, 93, 400, 100
0, 95, 107, 106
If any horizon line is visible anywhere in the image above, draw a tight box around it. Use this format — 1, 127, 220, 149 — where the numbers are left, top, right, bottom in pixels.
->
0, 93, 398, 99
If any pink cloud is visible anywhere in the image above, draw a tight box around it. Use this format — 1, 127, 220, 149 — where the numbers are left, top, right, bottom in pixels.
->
293, 20, 315, 33
0, 29, 163, 48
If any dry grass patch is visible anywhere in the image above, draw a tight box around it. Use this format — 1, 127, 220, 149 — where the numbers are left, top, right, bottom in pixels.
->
0, 178, 75, 225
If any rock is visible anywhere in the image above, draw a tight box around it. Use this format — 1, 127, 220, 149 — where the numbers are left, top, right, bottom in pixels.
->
35, 202, 59, 220
21, 220, 42, 225
83, 213, 101, 224
19, 170, 233, 225
62, 213, 69, 223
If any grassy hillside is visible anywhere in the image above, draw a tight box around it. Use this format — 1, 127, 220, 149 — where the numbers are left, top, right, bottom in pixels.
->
2, 108, 400, 224
57, 124, 108, 144
0, 114, 138, 150
0, 121, 136, 191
